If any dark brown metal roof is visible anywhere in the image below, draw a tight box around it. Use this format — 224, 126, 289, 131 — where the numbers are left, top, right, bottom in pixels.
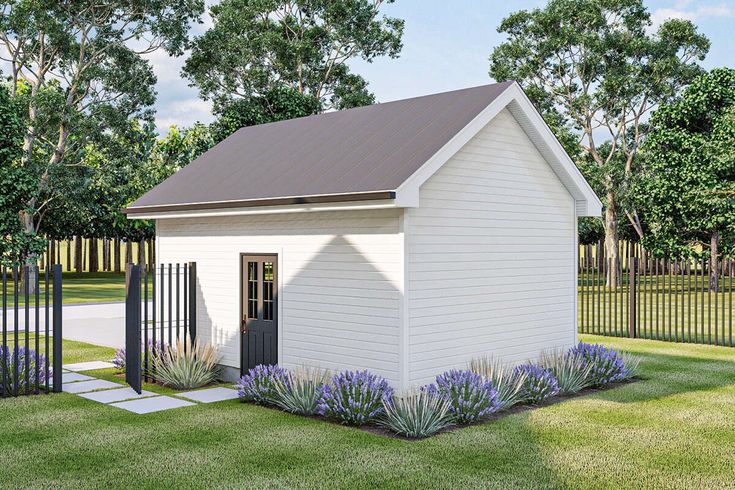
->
126, 81, 514, 214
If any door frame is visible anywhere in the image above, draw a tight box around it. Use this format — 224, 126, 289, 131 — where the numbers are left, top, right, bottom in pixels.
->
239, 252, 282, 375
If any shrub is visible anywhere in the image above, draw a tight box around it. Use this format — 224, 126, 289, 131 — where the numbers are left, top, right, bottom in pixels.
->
568, 342, 628, 386
0, 346, 51, 394
150, 337, 220, 390
379, 391, 452, 438
425, 369, 499, 424
318, 370, 393, 425
539, 350, 592, 395
515, 364, 559, 404
468, 357, 528, 410
237, 364, 290, 405
272, 366, 330, 415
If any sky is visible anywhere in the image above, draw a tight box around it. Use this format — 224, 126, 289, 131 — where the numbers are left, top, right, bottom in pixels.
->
150, 0, 735, 134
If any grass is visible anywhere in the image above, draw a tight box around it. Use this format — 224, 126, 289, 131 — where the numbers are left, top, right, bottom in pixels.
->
3, 272, 125, 306
0, 335, 734, 488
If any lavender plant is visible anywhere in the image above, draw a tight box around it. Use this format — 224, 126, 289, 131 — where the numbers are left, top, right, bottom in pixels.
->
468, 357, 528, 410
568, 342, 628, 386
237, 364, 290, 405
514, 364, 559, 404
379, 391, 452, 438
318, 370, 393, 425
112, 340, 163, 373
272, 366, 331, 415
539, 350, 593, 395
0, 346, 51, 394
425, 369, 499, 424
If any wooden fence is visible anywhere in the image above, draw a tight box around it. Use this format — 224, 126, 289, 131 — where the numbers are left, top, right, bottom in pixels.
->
579, 241, 734, 347
40, 237, 154, 273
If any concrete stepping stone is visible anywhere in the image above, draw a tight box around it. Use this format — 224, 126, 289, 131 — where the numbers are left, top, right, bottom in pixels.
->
63, 361, 116, 372
63, 372, 95, 383
62, 379, 122, 394
110, 396, 195, 414
79, 387, 156, 404
177, 387, 240, 403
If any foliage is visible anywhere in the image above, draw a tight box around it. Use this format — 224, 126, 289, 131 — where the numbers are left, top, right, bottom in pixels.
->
112, 340, 164, 373
184, 0, 404, 113
539, 350, 593, 395
379, 391, 452, 438
0, 0, 204, 254
0, 346, 50, 394
620, 352, 641, 381
637, 68, 735, 261
467, 357, 528, 410
489, 0, 710, 277
271, 366, 331, 416
237, 364, 291, 405
0, 84, 45, 265
514, 364, 559, 404
569, 342, 628, 386
211, 87, 321, 143
150, 337, 220, 390
318, 370, 393, 425
425, 369, 500, 424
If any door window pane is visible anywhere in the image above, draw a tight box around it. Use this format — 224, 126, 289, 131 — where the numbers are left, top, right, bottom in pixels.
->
247, 261, 258, 319
263, 262, 274, 320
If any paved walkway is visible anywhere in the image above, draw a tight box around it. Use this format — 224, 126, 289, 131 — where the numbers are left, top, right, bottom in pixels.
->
60, 361, 239, 414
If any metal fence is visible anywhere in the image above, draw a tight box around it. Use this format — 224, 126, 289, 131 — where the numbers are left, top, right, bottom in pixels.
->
579, 242, 734, 346
1, 265, 63, 397
125, 263, 196, 393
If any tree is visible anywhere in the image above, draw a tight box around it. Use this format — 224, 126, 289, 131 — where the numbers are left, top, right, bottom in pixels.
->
211, 86, 320, 142
489, 0, 709, 285
183, 0, 404, 113
0, 0, 203, 285
0, 83, 44, 266
638, 68, 735, 291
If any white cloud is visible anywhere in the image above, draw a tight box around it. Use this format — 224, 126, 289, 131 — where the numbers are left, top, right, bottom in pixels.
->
651, 1, 735, 29
154, 98, 214, 134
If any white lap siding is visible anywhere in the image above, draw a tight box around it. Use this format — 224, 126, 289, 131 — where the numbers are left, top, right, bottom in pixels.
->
156, 209, 404, 385
405, 108, 576, 386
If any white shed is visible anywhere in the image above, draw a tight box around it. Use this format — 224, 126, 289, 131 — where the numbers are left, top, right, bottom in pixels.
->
126, 81, 602, 389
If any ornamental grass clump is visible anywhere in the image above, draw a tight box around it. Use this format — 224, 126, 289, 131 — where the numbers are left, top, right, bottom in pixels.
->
0, 346, 50, 394
539, 350, 593, 395
318, 370, 393, 425
272, 366, 330, 415
379, 391, 452, 438
515, 364, 559, 404
568, 342, 628, 386
425, 369, 499, 424
468, 357, 528, 410
237, 364, 290, 405
150, 337, 220, 390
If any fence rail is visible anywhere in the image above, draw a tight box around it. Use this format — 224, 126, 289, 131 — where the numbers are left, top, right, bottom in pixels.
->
1, 265, 63, 397
579, 242, 734, 346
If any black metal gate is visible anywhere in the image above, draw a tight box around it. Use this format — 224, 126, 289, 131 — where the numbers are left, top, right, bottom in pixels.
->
125, 262, 197, 394
1, 264, 63, 397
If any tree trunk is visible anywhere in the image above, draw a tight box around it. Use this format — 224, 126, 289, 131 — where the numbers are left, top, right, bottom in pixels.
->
88, 237, 99, 272
147, 238, 155, 269
604, 190, 620, 287
710, 230, 719, 292
49, 240, 56, 267
138, 239, 145, 266
74, 236, 83, 273
114, 239, 121, 273
66, 239, 72, 271
125, 239, 133, 265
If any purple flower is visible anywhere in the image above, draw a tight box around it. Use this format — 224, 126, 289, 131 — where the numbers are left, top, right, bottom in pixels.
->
424, 369, 499, 424
568, 342, 628, 385
0, 346, 51, 394
514, 364, 559, 404
318, 370, 393, 425
237, 364, 290, 405
112, 340, 164, 372
113, 348, 126, 371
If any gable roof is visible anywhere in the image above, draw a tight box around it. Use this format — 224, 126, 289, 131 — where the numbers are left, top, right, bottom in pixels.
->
126, 81, 601, 218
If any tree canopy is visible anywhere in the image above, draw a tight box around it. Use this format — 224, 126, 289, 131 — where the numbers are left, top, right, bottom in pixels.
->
183, 0, 404, 114
638, 68, 735, 288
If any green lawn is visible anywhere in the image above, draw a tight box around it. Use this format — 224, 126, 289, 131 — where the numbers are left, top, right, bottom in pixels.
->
0, 335, 733, 488
3, 272, 125, 306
